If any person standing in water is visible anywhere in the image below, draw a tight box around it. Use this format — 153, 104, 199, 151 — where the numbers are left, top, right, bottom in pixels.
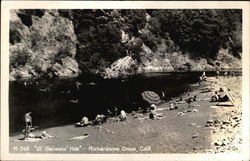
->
75, 81, 82, 91
201, 71, 207, 81
216, 70, 220, 79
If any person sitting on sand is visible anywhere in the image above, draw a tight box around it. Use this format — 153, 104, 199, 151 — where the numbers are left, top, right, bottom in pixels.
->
218, 88, 229, 102
211, 91, 220, 102
149, 104, 158, 119
149, 104, 164, 120
150, 104, 156, 110
211, 88, 229, 102
169, 101, 174, 110
149, 109, 157, 119
76, 116, 89, 127
224, 71, 229, 78
193, 95, 197, 102
169, 101, 178, 110
119, 110, 127, 121
149, 104, 156, 119
93, 114, 106, 125
186, 95, 196, 108
230, 71, 234, 77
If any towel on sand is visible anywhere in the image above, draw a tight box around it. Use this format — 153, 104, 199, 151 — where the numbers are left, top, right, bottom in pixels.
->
69, 134, 89, 140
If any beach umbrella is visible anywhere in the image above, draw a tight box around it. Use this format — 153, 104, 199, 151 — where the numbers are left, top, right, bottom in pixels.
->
141, 91, 161, 105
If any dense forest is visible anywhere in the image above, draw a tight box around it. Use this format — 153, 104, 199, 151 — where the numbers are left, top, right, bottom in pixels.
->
9, 9, 242, 80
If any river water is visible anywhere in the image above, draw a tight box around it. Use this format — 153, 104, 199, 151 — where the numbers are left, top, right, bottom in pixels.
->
9, 71, 241, 134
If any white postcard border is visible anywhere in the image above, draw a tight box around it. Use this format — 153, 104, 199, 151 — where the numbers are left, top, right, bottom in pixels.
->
1, 1, 249, 161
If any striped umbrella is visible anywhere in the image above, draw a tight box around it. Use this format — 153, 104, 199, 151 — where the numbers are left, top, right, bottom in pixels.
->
141, 91, 161, 105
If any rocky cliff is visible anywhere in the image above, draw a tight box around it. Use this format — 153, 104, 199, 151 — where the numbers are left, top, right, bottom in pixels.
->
9, 9, 242, 80
9, 9, 79, 80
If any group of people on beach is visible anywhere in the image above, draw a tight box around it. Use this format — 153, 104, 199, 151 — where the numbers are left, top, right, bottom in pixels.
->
23, 91, 199, 139
75, 109, 128, 127
21, 71, 235, 140
23, 112, 55, 140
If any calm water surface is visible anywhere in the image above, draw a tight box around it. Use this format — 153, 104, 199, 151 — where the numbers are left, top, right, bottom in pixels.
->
9, 71, 241, 134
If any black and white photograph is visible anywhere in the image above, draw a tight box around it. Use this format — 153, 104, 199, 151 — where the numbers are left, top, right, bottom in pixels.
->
1, 1, 250, 161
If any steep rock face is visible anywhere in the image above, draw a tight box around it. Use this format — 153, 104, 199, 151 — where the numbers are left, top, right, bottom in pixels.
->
216, 49, 242, 69
9, 10, 79, 80
51, 57, 79, 77
102, 56, 137, 79
137, 44, 174, 72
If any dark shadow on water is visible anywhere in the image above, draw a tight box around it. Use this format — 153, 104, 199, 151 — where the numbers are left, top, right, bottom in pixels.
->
9, 71, 241, 134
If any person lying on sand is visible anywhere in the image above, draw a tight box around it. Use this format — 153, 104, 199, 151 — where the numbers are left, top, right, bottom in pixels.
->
177, 96, 183, 102
41, 131, 55, 139
20, 131, 55, 141
175, 96, 186, 104
76, 116, 90, 127
119, 110, 127, 121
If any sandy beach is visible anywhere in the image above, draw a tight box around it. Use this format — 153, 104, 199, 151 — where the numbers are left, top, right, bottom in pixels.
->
9, 76, 242, 154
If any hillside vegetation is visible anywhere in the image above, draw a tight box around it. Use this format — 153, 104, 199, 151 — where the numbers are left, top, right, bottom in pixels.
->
9, 9, 242, 80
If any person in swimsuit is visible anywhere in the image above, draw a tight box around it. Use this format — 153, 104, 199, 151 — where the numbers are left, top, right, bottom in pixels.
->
24, 112, 32, 136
